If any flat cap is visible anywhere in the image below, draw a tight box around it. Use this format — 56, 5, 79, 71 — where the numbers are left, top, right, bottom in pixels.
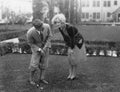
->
32, 19, 43, 28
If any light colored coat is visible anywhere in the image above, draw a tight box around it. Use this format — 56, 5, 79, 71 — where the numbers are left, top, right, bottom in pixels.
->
27, 23, 52, 70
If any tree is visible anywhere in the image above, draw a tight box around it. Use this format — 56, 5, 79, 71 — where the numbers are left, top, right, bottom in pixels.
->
32, 0, 81, 24
32, 0, 49, 22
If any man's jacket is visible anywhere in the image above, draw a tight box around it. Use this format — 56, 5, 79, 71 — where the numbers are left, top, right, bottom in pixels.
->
27, 23, 52, 53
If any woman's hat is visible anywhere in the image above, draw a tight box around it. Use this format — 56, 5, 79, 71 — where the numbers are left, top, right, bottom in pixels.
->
51, 13, 66, 24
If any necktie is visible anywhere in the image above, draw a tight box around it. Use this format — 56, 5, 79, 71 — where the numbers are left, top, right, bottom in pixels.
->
40, 31, 43, 41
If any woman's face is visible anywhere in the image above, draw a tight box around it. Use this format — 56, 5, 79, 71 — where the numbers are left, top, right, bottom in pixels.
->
54, 21, 65, 30
54, 18, 62, 29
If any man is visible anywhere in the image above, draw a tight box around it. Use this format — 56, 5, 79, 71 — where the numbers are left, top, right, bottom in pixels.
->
27, 19, 52, 85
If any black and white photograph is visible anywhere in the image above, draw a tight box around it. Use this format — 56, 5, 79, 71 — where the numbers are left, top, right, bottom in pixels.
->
0, 0, 120, 92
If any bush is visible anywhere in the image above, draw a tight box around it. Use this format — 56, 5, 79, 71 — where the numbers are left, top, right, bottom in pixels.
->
1, 39, 120, 57
18, 42, 31, 54
18, 42, 68, 55
50, 45, 68, 55
0, 42, 14, 56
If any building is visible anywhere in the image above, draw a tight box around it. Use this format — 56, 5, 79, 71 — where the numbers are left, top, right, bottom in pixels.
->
81, 0, 120, 22
112, 7, 120, 22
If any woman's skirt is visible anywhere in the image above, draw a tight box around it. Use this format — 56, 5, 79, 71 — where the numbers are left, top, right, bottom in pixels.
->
68, 44, 87, 65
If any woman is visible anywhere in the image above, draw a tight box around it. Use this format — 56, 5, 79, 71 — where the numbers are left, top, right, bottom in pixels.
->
52, 14, 87, 80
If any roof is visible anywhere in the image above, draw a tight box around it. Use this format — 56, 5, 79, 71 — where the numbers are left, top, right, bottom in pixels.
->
112, 7, 120, 14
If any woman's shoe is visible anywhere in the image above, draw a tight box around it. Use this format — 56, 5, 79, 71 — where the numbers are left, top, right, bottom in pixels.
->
70, 77, 76, 80
67, 75, 71, 80
67, 77, 71, 80
70, 76, 77, 80
28, 80, 36, 85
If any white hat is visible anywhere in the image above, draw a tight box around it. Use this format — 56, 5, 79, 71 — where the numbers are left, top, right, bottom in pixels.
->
51, 13, 66, 24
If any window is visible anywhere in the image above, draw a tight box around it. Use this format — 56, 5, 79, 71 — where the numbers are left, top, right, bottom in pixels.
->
86, 13, 89, 19
103, 1, 111, 7
97, 1, 100, 7
82, 13, 85, 19
97, 13, 100, 19
104, 1, 107, 7
86, 0, 89, 7
93, 13, 96, 19
114, 0, 117, 5
82, 0, 89, 7
108, 1, 111, 7
93, 0, 100, 7
93, 1, 96, 7
82, 3, 85, 7
82, 12, 89, 19
107, 12, 111, 17
93, 12, 100, 19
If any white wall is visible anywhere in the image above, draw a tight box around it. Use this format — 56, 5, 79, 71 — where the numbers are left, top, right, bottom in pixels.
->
81, 0, 120, 22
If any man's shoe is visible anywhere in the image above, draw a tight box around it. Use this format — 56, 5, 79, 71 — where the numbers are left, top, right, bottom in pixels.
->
40, 79, 48, 84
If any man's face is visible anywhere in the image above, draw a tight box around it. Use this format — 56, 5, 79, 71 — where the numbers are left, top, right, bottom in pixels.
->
36, 25, 43, 32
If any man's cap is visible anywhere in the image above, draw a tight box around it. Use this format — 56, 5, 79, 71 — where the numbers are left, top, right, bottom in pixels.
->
32, 19, 43, 28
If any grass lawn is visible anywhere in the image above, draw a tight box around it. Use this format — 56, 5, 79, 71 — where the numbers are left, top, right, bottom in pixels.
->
0, 24, 32, 41
0, 54, 120, 92
0, 24, 120, 43
77, 25, 120, 42
52, 25, 120, 42
0, 24, 32, 33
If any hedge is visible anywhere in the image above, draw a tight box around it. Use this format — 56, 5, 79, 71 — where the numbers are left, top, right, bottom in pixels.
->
0, 42, 14, 56
1, 40, 120, 57
0, 30, 27, 41
0, 24, 31, 33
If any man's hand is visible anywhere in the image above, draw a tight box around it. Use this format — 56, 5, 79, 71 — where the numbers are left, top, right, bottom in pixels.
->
38, 48, 44, 54
68, 48, 74, 55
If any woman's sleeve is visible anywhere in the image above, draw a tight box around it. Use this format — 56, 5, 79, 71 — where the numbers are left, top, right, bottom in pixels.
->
70, 26, 76, 49
73, 27, 84, 49
43, 24, 53, 49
